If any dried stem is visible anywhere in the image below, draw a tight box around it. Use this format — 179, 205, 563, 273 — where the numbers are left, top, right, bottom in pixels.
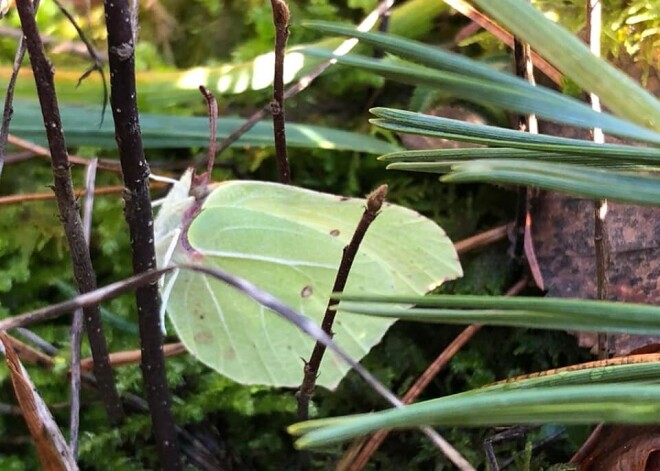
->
297, 185, 388, 421
6, 133, 123, 171
296, 186, 475, 470
454, 223, 510, 255
586, 0, 611, 360
0, 182, 166, 206
0, 1, 39, 179
205, 0, 395, 164
102, 0, 180, 467
339, 277, 529, 471
199, 86, 218, 178
270, 0, 291, 184
69, 158, 97, 457
14, 0, 124, 425
510, 9, 544, 290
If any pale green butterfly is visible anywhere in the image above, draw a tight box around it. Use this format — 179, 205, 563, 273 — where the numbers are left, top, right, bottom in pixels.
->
154, 170, 462, 389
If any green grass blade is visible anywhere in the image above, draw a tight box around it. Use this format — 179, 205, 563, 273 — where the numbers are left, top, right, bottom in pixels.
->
301, 50, 660, 145
2, 0, 447, 109
468, 0, 660, 130
380, 148, 653, 168
290, 384, 660, 448
336, 294, 660, 334
6, 100, 399, 154
441, 159, 660, 206
370, 108, 660, 158
337, 293, 660, 316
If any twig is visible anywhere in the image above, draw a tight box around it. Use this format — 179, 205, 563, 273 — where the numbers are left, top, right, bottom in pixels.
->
0, 182, 166, 206
80, 343, 187, 372
199, 86, 217, 177
339, 277, 529, 471
0, 0, 40, 180
69, 158, 97, 458
511, 6, 544, 290
206, 0, 396, 164
297, 185, 389, 421
586, 0, 610, 360
51, 0, 109, 124
7, 133, 123, 171
14, 0, 124, 426
454, 223, 510, 255
0, 268, 169, 333
102, 0, 181, 467
444, 0, 562, 85
269, 0, 291, 184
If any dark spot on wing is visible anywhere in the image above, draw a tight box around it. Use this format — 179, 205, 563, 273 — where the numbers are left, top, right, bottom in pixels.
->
330, 229, 340, 237
224, 348, 236, 360
340, 196, 350, 201
301, 285, 313, 298
194, 331, 213, 344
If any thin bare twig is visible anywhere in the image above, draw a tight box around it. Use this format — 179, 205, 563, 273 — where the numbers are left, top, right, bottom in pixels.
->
206, 0, 396, 164
69, 158, 97, 457
270, 0, 291, 183
445, 0, 562, 85
0, 1, 40, 180
80, 343, 187, 372
454, 223, 510, 255
586, 0, 611, 360
7, 133, 123, 171
51, 0, 109, 124
15, 0, 124, 425
297, 185, 389, 421
339, 278, 529, 471
199, 86, 217, 177
102, 0, 180, 467
511, 5, 544, 290
0, 182, 166, 206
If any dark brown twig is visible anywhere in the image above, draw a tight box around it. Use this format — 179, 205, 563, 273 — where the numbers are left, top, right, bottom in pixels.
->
339, 277, 529, 471
102, 0, 180, 467
197, 85, 217, 186
586, 0, 611, 360
14, 0, 124, 426
0, 269, 169, 333
270, 0, 291, 184
206, 0, 395, 164
296, 186, 475, 469
297, 185, 388, 421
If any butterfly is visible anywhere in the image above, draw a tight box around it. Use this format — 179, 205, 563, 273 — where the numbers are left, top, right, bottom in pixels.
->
153, 170, 462, 388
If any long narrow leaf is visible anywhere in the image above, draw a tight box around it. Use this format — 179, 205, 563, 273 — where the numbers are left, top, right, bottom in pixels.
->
370, 108, 660, 159
441, 159, 660, 206
1, 0, 448, 108
289, 384, 660, 448
336, 294, 660, 333
382, 150, 647, 172
468, 0, 660, 129
301, 50, 660, 145
6, 100, 399, 154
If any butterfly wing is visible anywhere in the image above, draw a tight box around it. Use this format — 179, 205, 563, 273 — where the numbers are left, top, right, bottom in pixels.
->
163, 181, 462, 389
